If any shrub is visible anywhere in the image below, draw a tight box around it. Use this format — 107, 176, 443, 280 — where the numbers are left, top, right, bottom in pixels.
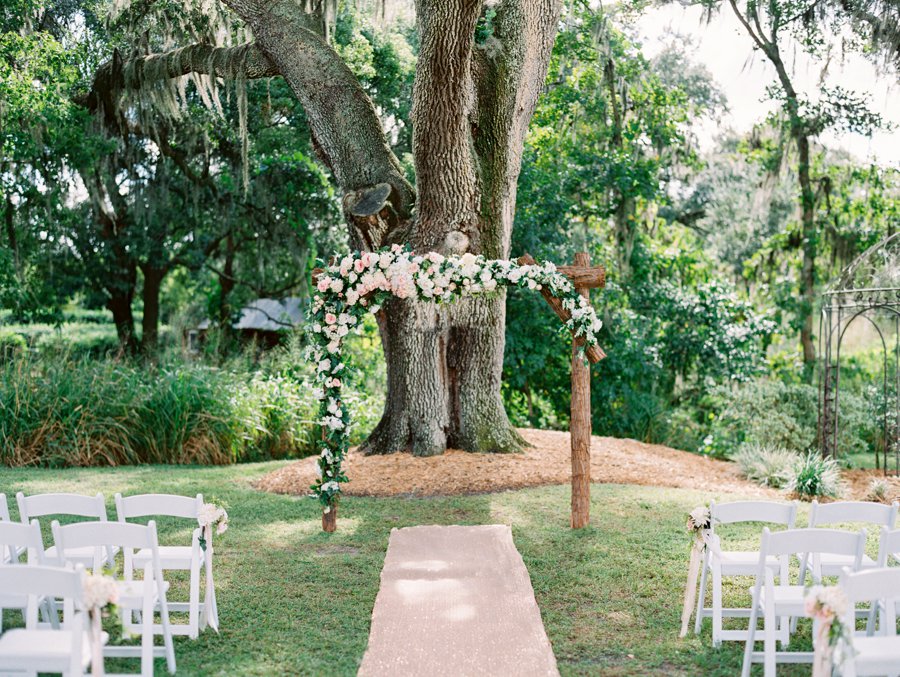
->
786, 453, 844, 500
866, 477, 891, 503
0, 331, 27, 360
700, 378, 877, 459
733, 443, 798, 488
0, 351, 384, 467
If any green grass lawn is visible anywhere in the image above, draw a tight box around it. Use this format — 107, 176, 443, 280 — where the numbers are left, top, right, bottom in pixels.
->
0, 464, 824, 676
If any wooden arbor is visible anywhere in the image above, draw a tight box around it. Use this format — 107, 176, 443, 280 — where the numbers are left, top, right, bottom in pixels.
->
518, 252, 606, 529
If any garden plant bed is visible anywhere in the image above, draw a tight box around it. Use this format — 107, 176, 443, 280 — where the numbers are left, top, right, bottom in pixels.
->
255, 428, 779, 498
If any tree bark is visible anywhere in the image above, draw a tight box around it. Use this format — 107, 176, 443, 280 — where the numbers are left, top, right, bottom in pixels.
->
107, 265, 138, 356
140, 265, 167, 357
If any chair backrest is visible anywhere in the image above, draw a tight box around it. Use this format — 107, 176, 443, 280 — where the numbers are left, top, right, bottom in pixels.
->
17, 492, 108, 522
0, 493, 10, 522
0, 564, 82, 626
839, 566, 900, 637
809, 500, 899, 528
762, 527, 866, 558
839, 566, 900, 605
53, 520, 157, 552
0, 520, 45, 565
877, 527, 900, 567
711, 500, 798, 528
115, 493, 202, 521
752, 528, 866, 605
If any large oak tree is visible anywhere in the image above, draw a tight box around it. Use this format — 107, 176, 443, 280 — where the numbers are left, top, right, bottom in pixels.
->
85, 0, 563, 455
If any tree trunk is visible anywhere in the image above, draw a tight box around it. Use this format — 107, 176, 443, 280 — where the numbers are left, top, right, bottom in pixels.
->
797, 134, 818, 373
108, 281, 138, 356
603, 55, 636, 278
4, 193, 20, 279
359, 0, 559, 455
140, 265, 167, 357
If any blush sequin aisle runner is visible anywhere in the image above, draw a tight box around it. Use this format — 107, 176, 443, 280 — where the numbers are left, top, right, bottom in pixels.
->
357, 524, 560, 677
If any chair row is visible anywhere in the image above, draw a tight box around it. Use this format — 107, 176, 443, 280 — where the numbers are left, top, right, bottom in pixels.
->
742, 529, 900, 677
1, 491, 209, 640
0, 491, 221, 676
0, 521, 176, 676
695, 499, 900, 646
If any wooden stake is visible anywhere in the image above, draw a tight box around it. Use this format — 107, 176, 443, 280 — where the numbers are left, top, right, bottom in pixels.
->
570, 252, 592, 529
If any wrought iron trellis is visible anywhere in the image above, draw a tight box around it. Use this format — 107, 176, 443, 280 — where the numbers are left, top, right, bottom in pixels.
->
818, 232, 900, 475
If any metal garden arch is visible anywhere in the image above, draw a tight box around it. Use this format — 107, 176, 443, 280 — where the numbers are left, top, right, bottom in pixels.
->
818, 232, 900, 474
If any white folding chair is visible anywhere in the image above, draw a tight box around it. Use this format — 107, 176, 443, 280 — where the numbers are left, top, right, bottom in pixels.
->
0, 564, 102, 675
0, 520, 52, 628
865, 527, 900, 634
741, 527, 867, 677
116, 492, 205, 639
0, 493, 24, 564
17, 492, 118, 567
839, 566, 900, 677
694, 500, 798, 646
803, 500, 899, 576
876, 526, 900, 569
52, 520, 176, 675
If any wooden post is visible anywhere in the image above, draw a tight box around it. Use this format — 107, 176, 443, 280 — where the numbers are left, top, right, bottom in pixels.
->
570, 252, 592, 529
322, 507, 337, 532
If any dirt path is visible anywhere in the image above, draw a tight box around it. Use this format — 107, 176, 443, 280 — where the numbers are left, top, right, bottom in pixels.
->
255, 428, 779, 498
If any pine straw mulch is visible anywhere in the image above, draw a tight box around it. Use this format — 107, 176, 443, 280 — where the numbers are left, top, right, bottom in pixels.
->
842, 469, 900, 503
254, 428, 782, 499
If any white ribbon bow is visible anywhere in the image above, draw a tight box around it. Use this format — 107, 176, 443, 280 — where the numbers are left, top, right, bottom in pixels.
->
812, 618, 834, 677
679, 530, 716, 637
200, 524, 220, 633
90, 608, 104, 676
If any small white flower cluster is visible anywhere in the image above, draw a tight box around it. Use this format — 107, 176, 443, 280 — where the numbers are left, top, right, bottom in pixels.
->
198, 503, 229, 536
804, 585, 849, 622
82, 572, 119, 611
686, 505, 712, 533
307, 245, 604, 510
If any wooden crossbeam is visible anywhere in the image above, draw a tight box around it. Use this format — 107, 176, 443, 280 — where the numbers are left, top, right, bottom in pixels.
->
517, 254, 606, 364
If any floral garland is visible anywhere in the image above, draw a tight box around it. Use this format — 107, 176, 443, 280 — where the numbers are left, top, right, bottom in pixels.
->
805, 585, 853, 677
307, 245, 604, 514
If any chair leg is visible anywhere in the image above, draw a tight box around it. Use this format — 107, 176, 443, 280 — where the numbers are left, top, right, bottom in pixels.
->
695, 559, 708, 635
158, 593, 177, 674
189, 561, 201, 640
763, 597, 776, 677
141, 593, 154, 676
740, 603, 758, 677
712, 565, 723, 647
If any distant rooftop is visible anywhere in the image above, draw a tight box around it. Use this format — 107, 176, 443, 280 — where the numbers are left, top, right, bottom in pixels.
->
198, 297, 304, 332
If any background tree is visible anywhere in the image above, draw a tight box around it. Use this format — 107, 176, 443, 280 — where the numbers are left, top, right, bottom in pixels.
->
691, 0, 887, 376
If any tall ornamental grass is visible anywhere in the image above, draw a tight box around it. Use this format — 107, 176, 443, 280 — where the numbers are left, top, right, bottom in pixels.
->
0, 352, 381, 467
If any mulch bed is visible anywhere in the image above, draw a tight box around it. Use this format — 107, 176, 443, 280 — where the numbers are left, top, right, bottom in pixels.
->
254, 428, 780, 498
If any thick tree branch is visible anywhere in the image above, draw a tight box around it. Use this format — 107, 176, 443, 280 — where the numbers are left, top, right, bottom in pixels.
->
228, 0, 415, 230
411, 0, 483, 253
80, 42, 279, 118
471, 0, 563, 258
